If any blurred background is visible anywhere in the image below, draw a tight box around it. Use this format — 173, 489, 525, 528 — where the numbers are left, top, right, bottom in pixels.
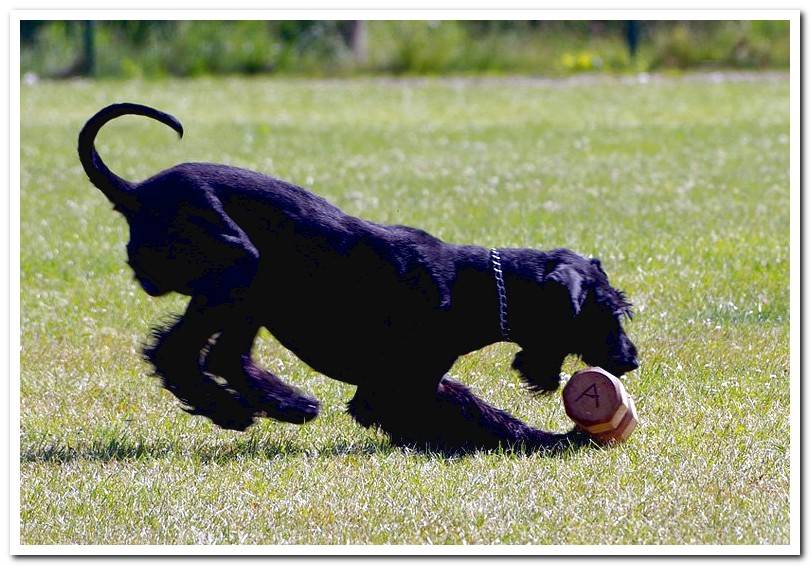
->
20, 20, 789, 80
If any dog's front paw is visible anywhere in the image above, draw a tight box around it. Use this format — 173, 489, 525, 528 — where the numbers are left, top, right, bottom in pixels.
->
511, 350, 563, 394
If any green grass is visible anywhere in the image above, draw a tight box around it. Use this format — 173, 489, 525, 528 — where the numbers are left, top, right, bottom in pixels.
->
19, 74, 790, 545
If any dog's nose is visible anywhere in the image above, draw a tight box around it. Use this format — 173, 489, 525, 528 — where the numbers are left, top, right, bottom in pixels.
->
627, 358, 639, 372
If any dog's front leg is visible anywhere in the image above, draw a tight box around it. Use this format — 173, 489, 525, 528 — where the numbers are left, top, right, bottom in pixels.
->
204, 323, 320, 424
349, 377, 586, 453
143, 296, 256, 431
511, 348, 568, 394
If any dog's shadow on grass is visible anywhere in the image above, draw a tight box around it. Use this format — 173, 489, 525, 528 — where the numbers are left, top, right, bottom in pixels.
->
21, 435, 387, 464
21, 430, 592, 464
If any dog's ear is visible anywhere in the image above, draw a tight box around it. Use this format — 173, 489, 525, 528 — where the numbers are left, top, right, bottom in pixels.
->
174, 195, 259, 302
545, 264, 586, 317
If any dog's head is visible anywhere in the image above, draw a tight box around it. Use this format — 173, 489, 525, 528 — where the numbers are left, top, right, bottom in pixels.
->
508, 248, 638, 393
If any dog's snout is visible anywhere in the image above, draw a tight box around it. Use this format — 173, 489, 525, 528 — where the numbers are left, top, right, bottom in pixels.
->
601, 356, 639, 377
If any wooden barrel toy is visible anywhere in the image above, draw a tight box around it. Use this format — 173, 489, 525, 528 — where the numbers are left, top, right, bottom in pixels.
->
562, 366, 639, 443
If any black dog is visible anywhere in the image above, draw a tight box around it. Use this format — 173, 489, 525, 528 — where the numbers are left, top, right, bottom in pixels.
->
79, 103, 638, 453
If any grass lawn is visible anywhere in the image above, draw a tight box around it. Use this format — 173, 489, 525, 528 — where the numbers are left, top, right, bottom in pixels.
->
19, 73, 790, 546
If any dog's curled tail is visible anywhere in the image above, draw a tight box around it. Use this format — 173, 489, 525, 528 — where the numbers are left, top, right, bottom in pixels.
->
78, 103, 183, 212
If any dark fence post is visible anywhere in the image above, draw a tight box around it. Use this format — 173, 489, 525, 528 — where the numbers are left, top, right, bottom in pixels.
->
625, 20, 640, 59
349, 20, 367, 63
81, 20, 96, 76
338, 20, 367, 63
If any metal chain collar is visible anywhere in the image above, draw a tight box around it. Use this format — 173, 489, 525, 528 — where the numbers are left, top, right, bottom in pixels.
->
489, 248, 511, 341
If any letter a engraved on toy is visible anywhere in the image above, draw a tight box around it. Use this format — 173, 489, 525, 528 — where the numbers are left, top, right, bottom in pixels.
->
576, 384, 600, 408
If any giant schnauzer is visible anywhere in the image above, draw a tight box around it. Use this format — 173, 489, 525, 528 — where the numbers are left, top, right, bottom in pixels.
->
78, 103, 638, 453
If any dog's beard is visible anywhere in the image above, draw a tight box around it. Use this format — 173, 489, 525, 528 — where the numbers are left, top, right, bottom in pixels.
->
511, 349, 565, 394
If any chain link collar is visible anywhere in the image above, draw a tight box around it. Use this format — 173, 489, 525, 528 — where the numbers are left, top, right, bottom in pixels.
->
489, 248, 511, 341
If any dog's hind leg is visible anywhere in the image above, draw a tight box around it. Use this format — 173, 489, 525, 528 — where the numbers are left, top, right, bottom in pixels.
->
348, 377, 587, 454
143, 297, 257, 431
204, 323, 320, 424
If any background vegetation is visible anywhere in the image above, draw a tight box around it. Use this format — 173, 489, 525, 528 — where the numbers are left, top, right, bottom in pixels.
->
21, 20, 790, 79
20, 73, 789, 544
